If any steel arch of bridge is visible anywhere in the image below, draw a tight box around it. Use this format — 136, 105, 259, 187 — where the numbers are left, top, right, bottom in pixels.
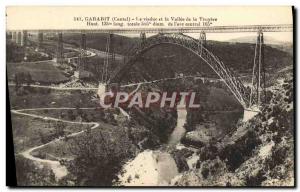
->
108, 33, 249, 109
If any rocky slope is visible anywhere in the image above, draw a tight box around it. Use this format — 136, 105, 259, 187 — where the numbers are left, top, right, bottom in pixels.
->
170, 70, 294, 186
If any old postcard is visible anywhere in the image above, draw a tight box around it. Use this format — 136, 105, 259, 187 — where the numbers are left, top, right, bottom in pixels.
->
6, 6, 294, 187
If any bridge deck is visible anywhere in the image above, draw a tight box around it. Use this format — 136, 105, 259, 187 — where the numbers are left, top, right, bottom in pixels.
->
8, 24, 293, 33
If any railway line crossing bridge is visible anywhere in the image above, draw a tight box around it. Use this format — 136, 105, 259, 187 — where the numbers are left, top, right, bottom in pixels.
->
9, 24, 293, 121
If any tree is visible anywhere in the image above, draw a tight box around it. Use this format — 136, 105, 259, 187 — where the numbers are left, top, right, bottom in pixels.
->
67, 110, 76, 120
67, 129, 134, 186
14, 73, 20, 92
26, 72, 33, 86
15, 155, 56, 186
54, 121, 65, 138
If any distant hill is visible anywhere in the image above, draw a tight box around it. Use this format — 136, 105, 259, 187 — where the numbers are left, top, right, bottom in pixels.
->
228, 36, 293, 55
205, 40, 292, 71
60, 33, 293, 81
228, 36, 290, 45
112, 40, 292, 82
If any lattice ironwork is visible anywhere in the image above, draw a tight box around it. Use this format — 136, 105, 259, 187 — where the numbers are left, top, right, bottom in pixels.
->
249, 30, 266, 109
78, 33, 87, 71
38, 31, 43, 49
56, 32, 64, 64
20, 24, 292, 34
109, 33, 250, 108
102, 33, 115, 83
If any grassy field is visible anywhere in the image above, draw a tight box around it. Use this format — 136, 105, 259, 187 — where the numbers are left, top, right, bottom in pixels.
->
6, 41, 52, 63
32, 121, 135, 160
29, 40, 79, 56
11, 114, 91, 153
8, 87, 97, 109
7, 61, 69, 84
26, 108, 105, 123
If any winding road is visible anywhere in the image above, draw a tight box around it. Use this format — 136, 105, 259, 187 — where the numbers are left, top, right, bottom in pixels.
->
9, 37, 142, 182
9, 36, 252, 184
11, 83, 141, 180
12, 108, 100, 180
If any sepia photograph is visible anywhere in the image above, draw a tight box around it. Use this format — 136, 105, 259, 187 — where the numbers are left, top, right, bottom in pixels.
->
6, 6, 294, 187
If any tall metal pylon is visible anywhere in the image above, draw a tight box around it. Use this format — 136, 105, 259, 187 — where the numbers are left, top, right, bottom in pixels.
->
140, 32, 146, 49
198, 31, 206, 55
16, 31, 22, 46
38, 31, 43, 49
139, 32, 147, 79
12, 32, 17, 43
79, 33, 87, 71
102, 33, 115, 83
57, 32, 64, 64
21, 30, 28, 47
249, 30, 266, 109
110, 33, 115, 65
197, 31, 207, 76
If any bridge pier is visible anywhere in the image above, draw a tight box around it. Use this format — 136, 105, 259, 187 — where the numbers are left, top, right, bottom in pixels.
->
140, 32, 146, 48
75, 33, 87, 79
102, 33, 115, 83
109, 33, 115, 64
16, 31, 22, 46
80, 33, 87, 68
21, 30, 28, 47
12, 31, 17, 43
56, 32, 64, 64
38, 31, 43, 49
198, 31, 206, 55
249, 30, 266, 109
243, 106, 260, 122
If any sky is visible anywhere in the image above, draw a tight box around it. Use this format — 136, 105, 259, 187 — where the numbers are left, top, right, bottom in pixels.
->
7, 6, 293, 43
110, 6, 293, 43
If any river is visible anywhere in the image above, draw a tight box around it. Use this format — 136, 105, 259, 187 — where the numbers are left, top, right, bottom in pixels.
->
117, 93, 243, 186
168, 103, 188, 146
118, 97, 187, 186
